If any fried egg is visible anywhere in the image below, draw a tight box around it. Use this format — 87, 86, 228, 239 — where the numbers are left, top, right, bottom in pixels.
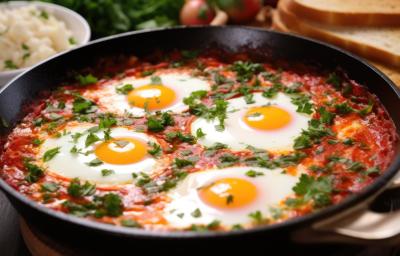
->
191, 93, 311, 153
39, 123, 161, 185
163, 166, 299, 228
84, 73, 210, 116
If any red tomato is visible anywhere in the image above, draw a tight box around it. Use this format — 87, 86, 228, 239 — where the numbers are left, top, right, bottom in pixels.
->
216, 0, 262, 23
180, 0, 216, 25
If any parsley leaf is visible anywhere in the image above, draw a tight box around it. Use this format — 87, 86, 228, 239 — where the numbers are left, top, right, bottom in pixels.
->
146, 112, 174, 132
76, 74, 98, 86
293, 174, 332, 207
230, 61, 264, 82
245, 169, 264, 177
116, 84, 134, 94
67, 178, 96, 198
72, 96, 97, 114
101, 169, 115, 176
85, 133, 100, 147
41, 182, 59, 192
43, 147, 60, 162
24, 160, 45, 183
86, 158, 103, 166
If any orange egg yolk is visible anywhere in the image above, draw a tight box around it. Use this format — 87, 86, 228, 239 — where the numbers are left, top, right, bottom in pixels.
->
198, 178, 257, 209
127, 84, 176, 110
243, 106, 292, 130
95, 137, 147, 165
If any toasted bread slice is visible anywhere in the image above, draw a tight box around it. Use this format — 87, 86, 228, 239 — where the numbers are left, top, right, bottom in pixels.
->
288, 0, 400, 26
272, 11, 400, 87
277, 0, 400, 68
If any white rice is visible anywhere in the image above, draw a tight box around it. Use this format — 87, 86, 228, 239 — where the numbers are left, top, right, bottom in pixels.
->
0, 5, 75, 71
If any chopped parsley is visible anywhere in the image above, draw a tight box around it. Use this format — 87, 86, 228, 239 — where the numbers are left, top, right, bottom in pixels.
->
76, 74, 98, 86
67, 178, 96, 198
226, 194, 234, 205
245, 169, 264, 177
248, 210, 263, 223
68, 37, 77, 45
147, 142, 162, 156
150, 75, 162, 84
86, 158, 103, 166
290, 94, 314, 114
326, 72, 341, 89
293, 174, 333, 207
116, 84, 134, 94
4, 60, 18, 70
24, 160, 45, 183
101, 169, 115, 176
230, 61, 264, 82
43, 147, 60, 162
146, 112, 174, 132
85, 133, 100, 147
191, 208, 202, 218
94, 193, 123, 217
41, 182, 59, 192
196, 128, 206, 138
72, 96, 97, 114
121, 219, 140, 228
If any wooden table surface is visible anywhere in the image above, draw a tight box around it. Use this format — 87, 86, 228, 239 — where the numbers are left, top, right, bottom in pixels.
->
0, 191, 30, 256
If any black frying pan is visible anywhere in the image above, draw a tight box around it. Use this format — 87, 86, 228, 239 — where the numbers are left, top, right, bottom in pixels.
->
0, 26, 399, 253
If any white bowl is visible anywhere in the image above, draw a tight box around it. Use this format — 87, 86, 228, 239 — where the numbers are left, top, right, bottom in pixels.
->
0, 1, 91, 87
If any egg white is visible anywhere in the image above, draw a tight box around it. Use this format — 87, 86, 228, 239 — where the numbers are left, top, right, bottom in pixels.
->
163, 166, 300, 229
84, 73, 210, 116
39, 123, 160, 185
191, 93, 311, 152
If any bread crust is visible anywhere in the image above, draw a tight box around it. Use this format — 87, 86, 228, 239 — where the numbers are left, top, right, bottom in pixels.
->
277, 0, 400, 68
288, 0, 400, 26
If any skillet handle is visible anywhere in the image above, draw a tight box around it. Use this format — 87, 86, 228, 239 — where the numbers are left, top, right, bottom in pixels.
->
293, 207, 400, 245
390, 171, 400, 188
293, 175, 400, 244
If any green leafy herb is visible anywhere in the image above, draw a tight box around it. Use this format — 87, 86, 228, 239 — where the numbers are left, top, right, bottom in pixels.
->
226, 195, 234, 205
245, 169, 264, 177
174, 158, 195, 169
101, 169, 115, 176
116, 84, 134, 94
293, 174, 332, 207
68, 37, 77, 45
146, 112, 174, 132
76, 74, 98, 86
290, 94, 314, 114
39, 10, 49, 19
43, 147, 60, 162
24, 161, 45, 183
326, 72, 341, 89
150, 75, 162, 84
41, 182, 59, 192
121, 219, 140, 228
147, 142, 162, 156
72, 96, 97, 114
86, 158, 103, 166
335, 102, 354, 115
196, 128, 206, 138
230, 61, 264, 82
32, 138, 43, 146
94, 193, 123, 217
85, 133, 100, 147
248, 211, 263, 223
191, 208, 202, 218
67, 178, 96, 197
318, 107, 335, 125
4, 60, 18, 70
